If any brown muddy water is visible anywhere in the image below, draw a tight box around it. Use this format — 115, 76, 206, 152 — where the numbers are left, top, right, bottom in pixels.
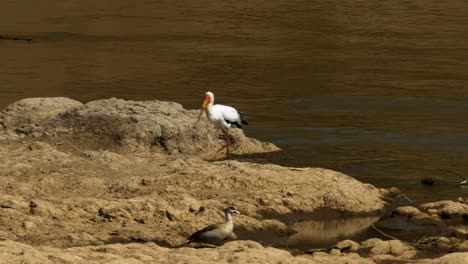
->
1, 0, 468, 249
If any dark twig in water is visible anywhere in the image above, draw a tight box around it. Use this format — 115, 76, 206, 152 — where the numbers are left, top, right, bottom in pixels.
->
372, 225, 445, 249
438, 169, 468, 185
396, 194, 414, 204
371, 224, 400, 241
0, 35, 33, 42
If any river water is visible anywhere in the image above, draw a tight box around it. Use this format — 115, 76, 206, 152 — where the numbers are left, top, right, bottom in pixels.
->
1, 1, 468, 204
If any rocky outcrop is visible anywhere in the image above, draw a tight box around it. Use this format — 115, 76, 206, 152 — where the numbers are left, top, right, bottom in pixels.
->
0, 97, 278, 155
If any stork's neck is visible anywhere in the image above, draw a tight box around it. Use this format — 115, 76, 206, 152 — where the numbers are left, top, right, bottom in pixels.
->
225, 211, 233, 222
206, 96, 214, 111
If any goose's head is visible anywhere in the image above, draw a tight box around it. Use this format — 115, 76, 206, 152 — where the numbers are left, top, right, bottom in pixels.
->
225, 206, 241, 215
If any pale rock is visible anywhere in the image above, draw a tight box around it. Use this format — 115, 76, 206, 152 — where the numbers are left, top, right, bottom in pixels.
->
433, 252, 468, 264
370, 240, 390, 255
336, 239, 360, 252
23, 221, 37, 230
393, 206, 422, 217
388, 240, 412, 256
361, 238, 383, 249
329, 248, 342, 256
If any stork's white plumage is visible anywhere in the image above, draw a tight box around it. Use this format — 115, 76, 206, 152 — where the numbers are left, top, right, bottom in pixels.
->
195, 91, 248, 158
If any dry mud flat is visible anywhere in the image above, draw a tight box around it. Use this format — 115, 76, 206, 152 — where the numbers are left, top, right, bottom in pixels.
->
0, 97, 467, 263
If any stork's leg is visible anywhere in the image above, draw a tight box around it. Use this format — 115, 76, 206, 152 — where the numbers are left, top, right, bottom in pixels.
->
215, 129, 231, 158
224, 129, 230, 158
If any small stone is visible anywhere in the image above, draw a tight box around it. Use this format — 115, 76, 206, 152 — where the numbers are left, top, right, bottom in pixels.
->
140, 179, 150, 186
361, 238, 383, 249
23, 221, 36, 230
335, 239, 360, 252
328, 248, 341, 256
435, 237, 453, 250
438, 237, 450, 243
165, 210, 177, 221
393, 206, 421, 217
388, 240, 411, 256
256, 197, 270, 206
307, 248, 327, 254
388, 187, 401, 196
400, 250, 418, 259
189, 204, 200, 213
427, 209, 438, 215
370, 240, 390, 255
0, 199, 29, 210
421, 178, 434, 185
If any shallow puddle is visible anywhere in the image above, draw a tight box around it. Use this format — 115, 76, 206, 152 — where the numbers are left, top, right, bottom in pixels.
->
236, 208, 379, 251
237, 208, 448, 252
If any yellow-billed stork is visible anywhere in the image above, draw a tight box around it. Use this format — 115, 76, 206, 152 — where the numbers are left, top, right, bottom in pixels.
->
195, 91, 248, 158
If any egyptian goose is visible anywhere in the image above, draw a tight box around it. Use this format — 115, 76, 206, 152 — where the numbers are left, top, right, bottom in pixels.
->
188, 206, 241, 244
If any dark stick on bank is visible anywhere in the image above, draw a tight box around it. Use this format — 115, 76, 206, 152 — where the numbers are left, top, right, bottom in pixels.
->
396, 193, 414, 204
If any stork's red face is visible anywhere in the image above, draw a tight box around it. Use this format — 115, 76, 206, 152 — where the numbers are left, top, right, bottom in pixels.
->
202, 93, 211, 110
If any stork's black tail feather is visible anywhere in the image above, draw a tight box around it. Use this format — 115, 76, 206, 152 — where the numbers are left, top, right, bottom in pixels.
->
238, 111, 248, 126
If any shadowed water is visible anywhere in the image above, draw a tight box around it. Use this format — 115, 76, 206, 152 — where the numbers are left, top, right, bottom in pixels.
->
1, 0, 468, 205
237, 208, 443, 251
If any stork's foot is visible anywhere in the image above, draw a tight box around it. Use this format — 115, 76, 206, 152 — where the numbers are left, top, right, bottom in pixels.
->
216, 145, 230, 159
216, 145, 227, 153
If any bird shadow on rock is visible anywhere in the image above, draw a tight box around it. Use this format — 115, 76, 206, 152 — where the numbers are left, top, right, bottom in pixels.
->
104, 235, 173, 248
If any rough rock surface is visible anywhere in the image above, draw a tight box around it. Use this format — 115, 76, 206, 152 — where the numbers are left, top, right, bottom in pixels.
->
0, 97, 82, 136
0, 140, 390, 248
0, 240, 317, 264
432, 253, 468, 264
1, 239, 467, 264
